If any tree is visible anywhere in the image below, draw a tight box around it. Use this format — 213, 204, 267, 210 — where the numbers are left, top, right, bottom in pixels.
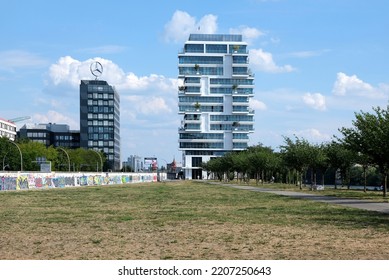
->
18, 140, 54, 171
307, 143, 328, 187
68, 148, 105, 172
247, 145, 277, 184
231, 151, 250, 183
202, 157, 229, 181
325, 141, 355, 189
339, 105, 389, 197
280, 136, 311, 189
0, 137, 20, 171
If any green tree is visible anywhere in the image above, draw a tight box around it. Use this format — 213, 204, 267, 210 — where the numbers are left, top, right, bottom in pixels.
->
68, 148, 105, 172
247, 145, 277, 184
307, 143, 329, 187
325, 141, 355, 189
18, 140, 50, 171
339, 105, 389, 197
231, 151, 250, 183
0, 137, 21, 171
202, 157, 228, 181
280, 136, 311, 189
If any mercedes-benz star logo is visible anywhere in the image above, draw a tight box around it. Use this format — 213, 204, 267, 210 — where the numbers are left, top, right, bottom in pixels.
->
90, 61, 103, 79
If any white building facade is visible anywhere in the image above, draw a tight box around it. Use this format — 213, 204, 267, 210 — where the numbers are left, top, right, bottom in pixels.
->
178, 34, 255, 179
0, 118, 17, 141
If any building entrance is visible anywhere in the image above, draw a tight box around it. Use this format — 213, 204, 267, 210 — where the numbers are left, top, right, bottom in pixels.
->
192, 169, 202, 180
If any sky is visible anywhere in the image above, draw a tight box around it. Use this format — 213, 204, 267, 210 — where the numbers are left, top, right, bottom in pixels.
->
1, 0, 388, 167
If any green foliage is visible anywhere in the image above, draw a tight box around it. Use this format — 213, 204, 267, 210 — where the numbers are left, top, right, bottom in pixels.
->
280, 137, 312, 188
0, 138, 106, 172
201, 103, 389, 197
0, 137, 21, 170
325, 142, 355, 188
339, 105, 389, 196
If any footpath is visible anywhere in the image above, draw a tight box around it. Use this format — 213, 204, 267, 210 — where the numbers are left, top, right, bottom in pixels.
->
206, 182, 389, 214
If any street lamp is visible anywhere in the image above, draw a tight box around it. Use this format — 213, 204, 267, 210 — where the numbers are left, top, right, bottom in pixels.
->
57, 147, 71, 172
8, 141, 23, 171
90, 149, 103, 172
2, 152, 8, 170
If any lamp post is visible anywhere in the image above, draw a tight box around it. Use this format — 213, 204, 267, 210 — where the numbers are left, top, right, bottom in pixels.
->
90, 149, 103, 172
8, 141, 23, 171
2, 152, 8, 170
57, 147, 71, 172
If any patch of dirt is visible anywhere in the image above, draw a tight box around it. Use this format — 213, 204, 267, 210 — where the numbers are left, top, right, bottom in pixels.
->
1, 220, 389, 260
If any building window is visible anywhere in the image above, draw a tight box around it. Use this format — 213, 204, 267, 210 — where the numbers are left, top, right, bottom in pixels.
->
192, 157, 202, 167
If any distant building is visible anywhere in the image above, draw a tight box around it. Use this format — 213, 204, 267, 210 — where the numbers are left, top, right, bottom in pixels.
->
178, 34, 255, 179
79, 80, 121, 171
18, 123, 80, 148
123, 155, 143, 172
0, 118, 17, 141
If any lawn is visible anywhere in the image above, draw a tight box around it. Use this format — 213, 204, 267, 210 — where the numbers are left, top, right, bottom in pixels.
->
234, 180, 389, 202
1, 180, 389, 260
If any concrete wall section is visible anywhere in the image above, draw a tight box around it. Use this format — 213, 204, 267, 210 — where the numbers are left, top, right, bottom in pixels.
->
0, 172, 165, 191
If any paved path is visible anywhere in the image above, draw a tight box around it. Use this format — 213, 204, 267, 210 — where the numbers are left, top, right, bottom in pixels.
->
206, 182, 389, 214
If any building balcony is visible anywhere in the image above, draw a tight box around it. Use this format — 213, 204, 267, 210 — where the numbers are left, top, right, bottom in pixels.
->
178, 125, 201, 132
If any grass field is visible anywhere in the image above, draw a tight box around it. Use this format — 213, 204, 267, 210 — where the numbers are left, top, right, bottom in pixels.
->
1, 180, 389, 260
237, 180, 389, 202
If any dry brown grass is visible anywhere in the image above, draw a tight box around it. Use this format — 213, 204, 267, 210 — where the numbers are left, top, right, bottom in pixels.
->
1, 180, 389, 260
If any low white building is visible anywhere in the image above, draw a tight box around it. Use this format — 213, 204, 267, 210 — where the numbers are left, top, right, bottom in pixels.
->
0, 118, 17, 141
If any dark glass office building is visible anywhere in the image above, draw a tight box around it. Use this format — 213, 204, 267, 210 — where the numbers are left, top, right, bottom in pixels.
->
18, 123, 80, 148
80, 80, 121, 171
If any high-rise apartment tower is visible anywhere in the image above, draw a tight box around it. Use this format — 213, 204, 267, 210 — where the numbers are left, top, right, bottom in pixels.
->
178, 34, 255, 179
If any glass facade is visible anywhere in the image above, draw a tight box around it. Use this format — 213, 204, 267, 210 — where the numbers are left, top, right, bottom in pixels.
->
80, 80, 120, 171
178, 33, 255, 179
18, 123, 80, 149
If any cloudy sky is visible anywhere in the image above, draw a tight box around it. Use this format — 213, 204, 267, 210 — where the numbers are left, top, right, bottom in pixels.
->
1, 0, 388, 166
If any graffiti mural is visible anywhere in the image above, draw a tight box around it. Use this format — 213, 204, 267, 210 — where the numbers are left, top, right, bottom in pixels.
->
0, 171, 162, 192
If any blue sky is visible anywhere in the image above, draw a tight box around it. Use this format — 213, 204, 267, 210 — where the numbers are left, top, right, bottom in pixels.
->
1, 0, 388, 166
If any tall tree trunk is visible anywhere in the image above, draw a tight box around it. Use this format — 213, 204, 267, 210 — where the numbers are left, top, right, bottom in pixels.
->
299, 171, 303, 190
261, 170, 265, 185
363, 165, 367, 193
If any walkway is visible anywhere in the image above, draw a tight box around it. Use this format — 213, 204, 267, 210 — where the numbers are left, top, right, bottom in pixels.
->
206, 182, 389, 214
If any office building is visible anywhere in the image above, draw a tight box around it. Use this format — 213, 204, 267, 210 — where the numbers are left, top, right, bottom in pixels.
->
79, 80, 121, 171
178, 34, 255, 179
123, 155, 143, 172
18, 123, 80, 148
0, 118, 17, 141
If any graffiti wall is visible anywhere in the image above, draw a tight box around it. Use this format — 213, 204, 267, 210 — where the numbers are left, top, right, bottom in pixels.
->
0, 172, 165, 191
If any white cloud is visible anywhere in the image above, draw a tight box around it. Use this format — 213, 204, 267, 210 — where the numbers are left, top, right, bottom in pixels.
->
163, 10, 218, 43
46, 56, 178, 131
229, 26, 265, 45
32, 110, 79, 130
47, 56, 177, 93
250, 99, 267, 111
288, 128, 331, 143
302, 92, 326, 111
249, 48, 295, 73
123, 96, 172, 115
332, 72, 388, 99
197, 14, 218, 34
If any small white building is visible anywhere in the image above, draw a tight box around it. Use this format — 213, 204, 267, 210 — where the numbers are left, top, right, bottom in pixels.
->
0, 118, 17, 141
